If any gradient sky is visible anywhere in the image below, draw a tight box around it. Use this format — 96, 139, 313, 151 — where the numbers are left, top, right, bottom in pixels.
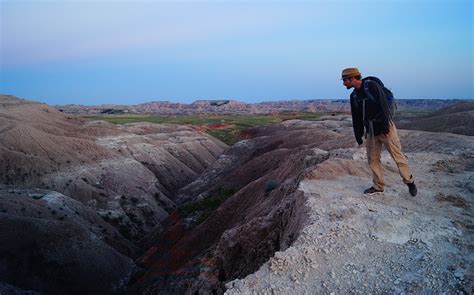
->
1, 0, 472, 105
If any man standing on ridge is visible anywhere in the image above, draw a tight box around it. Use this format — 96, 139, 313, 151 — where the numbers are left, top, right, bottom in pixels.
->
341, 67, 417, 196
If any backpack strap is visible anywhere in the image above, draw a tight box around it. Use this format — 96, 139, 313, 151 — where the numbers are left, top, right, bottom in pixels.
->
363, 80, 378, 105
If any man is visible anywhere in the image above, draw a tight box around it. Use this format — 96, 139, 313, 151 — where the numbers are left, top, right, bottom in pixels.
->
341, 67, 417, 196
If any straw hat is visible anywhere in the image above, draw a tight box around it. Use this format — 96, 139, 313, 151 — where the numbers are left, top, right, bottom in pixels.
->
341, 68, 361, 79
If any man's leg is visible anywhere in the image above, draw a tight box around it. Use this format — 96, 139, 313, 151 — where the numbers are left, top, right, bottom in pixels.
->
382, 124, 414, 184
367, 135, 384, 191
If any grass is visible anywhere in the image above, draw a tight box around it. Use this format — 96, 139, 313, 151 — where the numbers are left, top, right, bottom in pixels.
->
83, 112, 326, 145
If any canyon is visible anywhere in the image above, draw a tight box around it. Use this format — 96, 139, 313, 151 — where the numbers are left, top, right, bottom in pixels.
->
0, 95, 472, 294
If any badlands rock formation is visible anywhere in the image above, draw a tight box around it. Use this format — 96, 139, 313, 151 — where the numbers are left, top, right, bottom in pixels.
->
1, 94, 472, 294
0, 95, 227, 293
127, 117, 354, 293
0, 188, 136, 294
130, 117, 472, 294
55, 99, 461, 115
224, 130, 473, 294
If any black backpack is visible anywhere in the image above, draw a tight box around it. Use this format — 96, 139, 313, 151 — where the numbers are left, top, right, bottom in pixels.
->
362, 76, 397, 117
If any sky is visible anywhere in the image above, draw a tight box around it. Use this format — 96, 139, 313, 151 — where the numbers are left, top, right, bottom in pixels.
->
0, 0, 472, 105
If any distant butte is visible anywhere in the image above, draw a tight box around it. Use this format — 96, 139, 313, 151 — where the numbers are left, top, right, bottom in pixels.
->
53, 98, 465, 116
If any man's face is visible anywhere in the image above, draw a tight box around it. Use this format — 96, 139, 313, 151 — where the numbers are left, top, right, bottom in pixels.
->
342, 77, 354, 89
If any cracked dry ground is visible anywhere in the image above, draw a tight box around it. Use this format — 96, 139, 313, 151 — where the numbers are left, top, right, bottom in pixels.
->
226, 131, 473, 295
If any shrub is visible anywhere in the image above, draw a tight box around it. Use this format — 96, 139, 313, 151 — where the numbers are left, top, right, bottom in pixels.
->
264, 179, 279, 193
179, 189, 235, 218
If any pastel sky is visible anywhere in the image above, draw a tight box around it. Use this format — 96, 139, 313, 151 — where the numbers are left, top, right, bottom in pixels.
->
1, 0, 472, 105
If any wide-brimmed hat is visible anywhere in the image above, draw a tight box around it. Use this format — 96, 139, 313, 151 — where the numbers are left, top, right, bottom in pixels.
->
341, 68, 361, 80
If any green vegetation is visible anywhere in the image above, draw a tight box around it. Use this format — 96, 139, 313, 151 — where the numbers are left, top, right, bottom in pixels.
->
83, 113, 324, 145
179, 189, 235, 224
206, 128, 242, 145
264, 179, 279, 193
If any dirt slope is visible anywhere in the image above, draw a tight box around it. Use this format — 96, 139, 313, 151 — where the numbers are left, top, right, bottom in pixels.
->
0, 95, 227, 243
0, 95, 227, 294
398, 101, 474, 135
0, 188, 136, 294
226, 130, 473, 294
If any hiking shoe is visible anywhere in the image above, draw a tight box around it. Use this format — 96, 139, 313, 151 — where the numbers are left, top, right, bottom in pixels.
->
363, 187, 384, 195
407, 182, 417, 197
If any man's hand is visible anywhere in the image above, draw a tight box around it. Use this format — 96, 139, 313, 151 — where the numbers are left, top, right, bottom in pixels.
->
356, 137, 363, 145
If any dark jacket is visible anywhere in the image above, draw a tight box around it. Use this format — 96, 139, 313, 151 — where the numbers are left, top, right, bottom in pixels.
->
350, 80, 392, 144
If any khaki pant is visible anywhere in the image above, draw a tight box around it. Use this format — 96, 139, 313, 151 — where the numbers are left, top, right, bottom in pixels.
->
366, 123, 414, 191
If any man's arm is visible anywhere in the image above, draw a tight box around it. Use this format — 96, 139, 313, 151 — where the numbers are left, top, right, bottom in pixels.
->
350, 94, 364, 145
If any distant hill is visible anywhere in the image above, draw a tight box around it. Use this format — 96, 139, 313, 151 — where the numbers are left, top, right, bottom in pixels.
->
398, 101, 474, 135
52, 98, 465, 115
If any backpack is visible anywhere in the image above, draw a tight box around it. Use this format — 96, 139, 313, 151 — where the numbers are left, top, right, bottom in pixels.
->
362, 76, 397, 117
